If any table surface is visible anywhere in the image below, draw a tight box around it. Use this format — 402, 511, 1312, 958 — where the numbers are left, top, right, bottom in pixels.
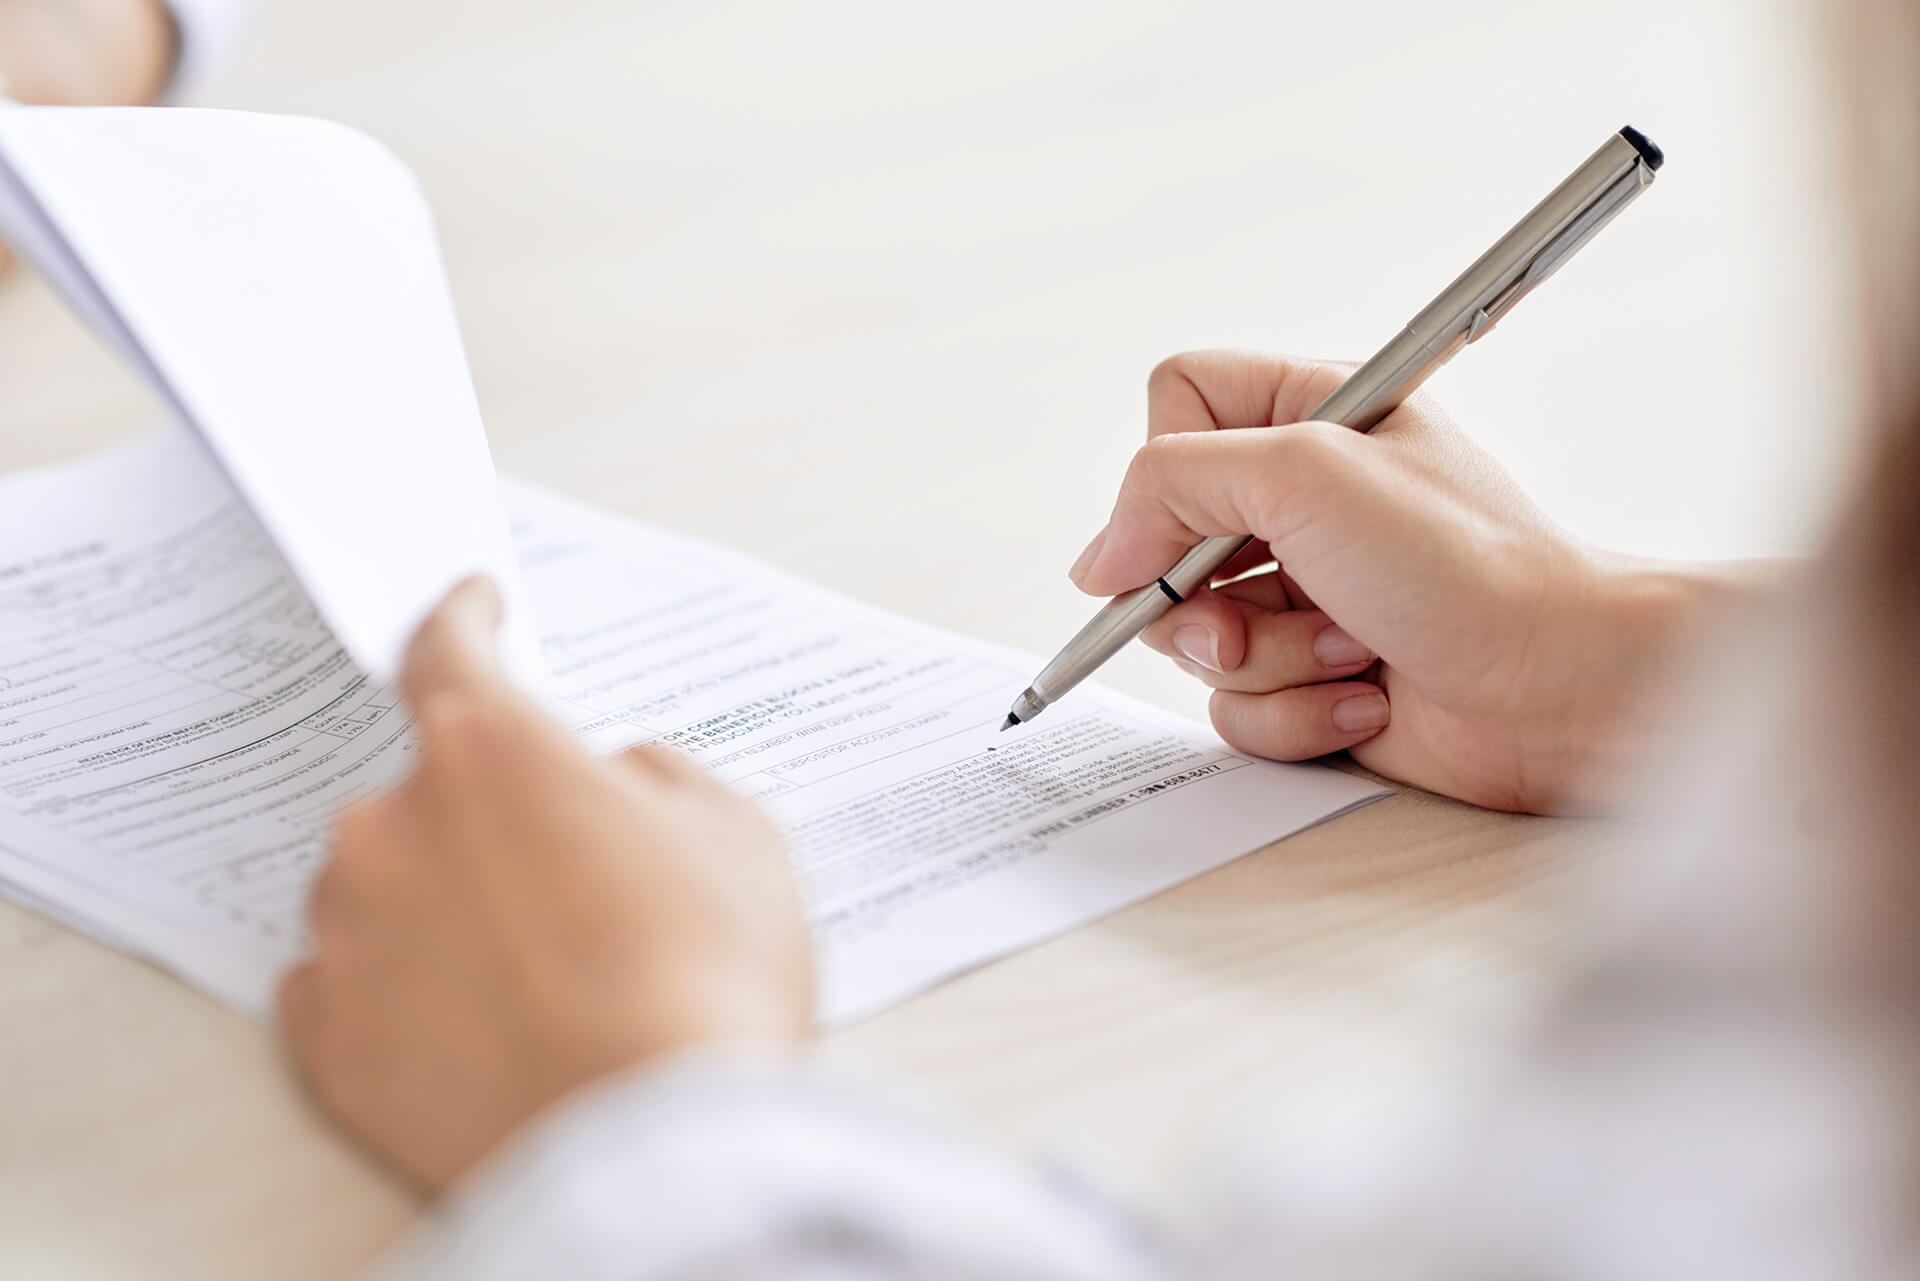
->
0, 0, 1839, 1275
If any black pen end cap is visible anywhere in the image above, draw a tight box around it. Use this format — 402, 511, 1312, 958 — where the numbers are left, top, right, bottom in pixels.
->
1619, 125, 1664, 171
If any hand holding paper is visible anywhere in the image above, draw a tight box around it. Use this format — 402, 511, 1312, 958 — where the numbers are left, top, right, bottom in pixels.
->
281, 578, 814, 1191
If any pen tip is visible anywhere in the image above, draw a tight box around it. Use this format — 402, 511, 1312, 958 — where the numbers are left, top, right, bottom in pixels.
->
1000, 714, 1020, 732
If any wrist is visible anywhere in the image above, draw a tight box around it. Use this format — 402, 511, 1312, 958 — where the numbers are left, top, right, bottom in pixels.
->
1534, 550, 1788, 811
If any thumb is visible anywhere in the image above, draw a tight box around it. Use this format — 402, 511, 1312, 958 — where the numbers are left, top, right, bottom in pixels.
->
400, 575, 507, 711
1071, 422, 1367, 598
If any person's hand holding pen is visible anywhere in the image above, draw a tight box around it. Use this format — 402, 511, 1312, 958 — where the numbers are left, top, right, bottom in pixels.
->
1069, 350, 1775, 815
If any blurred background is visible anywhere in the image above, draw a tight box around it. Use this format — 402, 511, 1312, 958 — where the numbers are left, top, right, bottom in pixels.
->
0, 0, 1853, 720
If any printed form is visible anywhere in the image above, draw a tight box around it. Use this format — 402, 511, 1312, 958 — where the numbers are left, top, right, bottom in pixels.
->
0, 431, 1386, 1023
0, 104, 1385, 1023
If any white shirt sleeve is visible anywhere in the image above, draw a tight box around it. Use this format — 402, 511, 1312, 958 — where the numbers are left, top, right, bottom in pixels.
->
370, 609, 1917, 1281
368, 1052, 1164, 1281
160, 0, 252, 100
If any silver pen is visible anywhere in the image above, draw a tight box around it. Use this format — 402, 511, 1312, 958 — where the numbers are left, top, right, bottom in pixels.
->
1002, 125, 1664, 731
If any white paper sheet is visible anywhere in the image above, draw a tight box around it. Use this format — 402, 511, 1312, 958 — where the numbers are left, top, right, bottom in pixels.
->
0, 430, 1387, 1023
0, 106, 538, 685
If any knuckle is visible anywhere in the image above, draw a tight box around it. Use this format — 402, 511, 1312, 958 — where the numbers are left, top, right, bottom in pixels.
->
1265, 420, 1351, 474
1131, 429, 1190, 482
1273, 355, 1358, 408
1250, 423, 1359, 525
1146, 353, 1197, 396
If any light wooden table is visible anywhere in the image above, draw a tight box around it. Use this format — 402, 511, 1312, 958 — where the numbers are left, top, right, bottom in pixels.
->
0, 0, 1831, 1275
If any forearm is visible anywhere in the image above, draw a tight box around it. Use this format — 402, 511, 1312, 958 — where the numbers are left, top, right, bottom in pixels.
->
1542, 551, 1799, 811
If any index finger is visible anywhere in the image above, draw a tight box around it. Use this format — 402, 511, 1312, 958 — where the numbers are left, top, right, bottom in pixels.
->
1146, 351, 1357, 439
1074, 421, 1370, 598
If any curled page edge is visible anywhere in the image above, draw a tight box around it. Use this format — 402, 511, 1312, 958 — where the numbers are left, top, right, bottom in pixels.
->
0, 106, 545, 692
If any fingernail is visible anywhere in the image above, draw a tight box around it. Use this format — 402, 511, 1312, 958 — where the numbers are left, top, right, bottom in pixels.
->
1331, 691, 1390, 733
1312, 622, 1372, 669
1069, 526, 1109, 586
1172, 624, 1222, 672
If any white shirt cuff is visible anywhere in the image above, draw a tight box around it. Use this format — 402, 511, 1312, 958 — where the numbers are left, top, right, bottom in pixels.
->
368, 1050, 1160, 1281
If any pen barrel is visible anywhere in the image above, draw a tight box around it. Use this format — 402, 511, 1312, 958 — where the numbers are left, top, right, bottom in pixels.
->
1162, 136, 1658, 609
1311, 324, 1465, 431
1404, 132, 1652, 348
1028, 580, 1183, 707
1161, 534, 1254, 597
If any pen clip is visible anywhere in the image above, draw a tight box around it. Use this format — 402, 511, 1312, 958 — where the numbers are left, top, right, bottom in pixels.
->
1466, 157, 1654, 343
